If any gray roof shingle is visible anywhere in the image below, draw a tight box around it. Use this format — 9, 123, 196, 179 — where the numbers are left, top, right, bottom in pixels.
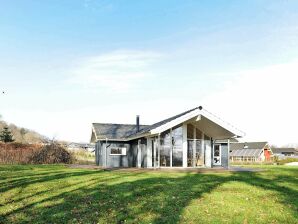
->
92, 123, 149, 140
271, 148, 297, 154
230, 148, 263, 157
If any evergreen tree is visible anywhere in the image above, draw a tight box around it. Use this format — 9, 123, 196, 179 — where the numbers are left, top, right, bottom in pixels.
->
0, 126, 14, 143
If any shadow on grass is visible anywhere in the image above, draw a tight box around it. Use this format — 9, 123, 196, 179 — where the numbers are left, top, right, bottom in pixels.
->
0, 170, 99, 192
0, 167, 297, 223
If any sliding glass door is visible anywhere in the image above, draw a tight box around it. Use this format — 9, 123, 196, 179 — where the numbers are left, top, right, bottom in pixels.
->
187, 124, 195, 167
160, 130, 171, 167
187, 124, 205, 167
159, 125, 183, 167
195, 131, 204, 166
172, 126, 183, 167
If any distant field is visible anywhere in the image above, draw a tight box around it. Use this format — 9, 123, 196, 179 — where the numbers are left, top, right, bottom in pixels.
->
0, 165, 297, 224
71, 149, 95, 165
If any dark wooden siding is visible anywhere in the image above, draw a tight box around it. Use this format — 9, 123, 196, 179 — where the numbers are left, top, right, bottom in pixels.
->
104, 141, 132, 168
95, 138, 147, 168
95, 141, 103, 166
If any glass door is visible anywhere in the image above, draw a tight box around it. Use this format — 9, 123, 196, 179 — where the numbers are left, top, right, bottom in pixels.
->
195, 139, 204, 166
187, 124, 204, 167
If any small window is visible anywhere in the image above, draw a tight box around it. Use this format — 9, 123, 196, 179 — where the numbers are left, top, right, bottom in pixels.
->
110, 147, 126, 155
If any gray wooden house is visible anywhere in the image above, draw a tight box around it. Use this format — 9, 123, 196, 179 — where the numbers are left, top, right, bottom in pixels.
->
91, 106, 244, 169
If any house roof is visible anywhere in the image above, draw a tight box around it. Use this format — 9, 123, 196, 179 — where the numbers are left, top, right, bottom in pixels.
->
91, 106, 245, 142
230, 142, 268, 151
230, 149, 263, 157
125, 107, 200, 138
271, 148, 297, 154
92, 123, 149, 140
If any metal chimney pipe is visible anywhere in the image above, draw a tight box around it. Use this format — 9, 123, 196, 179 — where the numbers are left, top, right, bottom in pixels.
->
136, 115, 140, 132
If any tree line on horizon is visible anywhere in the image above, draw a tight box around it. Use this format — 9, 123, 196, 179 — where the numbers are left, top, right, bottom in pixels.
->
0, 114, 48, 144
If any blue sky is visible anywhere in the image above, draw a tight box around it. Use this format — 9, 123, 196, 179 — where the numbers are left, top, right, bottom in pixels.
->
1, 0, 298, 145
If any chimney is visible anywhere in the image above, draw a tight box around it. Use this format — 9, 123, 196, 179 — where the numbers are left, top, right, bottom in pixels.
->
136, 115, 140, 132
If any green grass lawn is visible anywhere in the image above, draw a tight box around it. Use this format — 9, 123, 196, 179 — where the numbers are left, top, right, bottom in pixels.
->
0, 165, 297, 224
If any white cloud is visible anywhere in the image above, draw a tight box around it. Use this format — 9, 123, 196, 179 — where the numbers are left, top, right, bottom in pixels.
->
3, 50, 297, 146
203, 60, 298, 146
70, 50, 163, 91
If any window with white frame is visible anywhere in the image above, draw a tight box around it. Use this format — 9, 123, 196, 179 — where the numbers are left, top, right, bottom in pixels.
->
110, 147, 127, 155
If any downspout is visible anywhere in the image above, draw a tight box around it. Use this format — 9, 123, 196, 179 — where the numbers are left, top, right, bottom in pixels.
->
105, 138, 108, 168
157, 133, 161, 168
211, 138, 213, 168
95, 141, 98, 165
227, 138, 230, 169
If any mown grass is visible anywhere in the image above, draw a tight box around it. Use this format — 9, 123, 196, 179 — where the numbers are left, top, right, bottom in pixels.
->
0, 165, 297, 224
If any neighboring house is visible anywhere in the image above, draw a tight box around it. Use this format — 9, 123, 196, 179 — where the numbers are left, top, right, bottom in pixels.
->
271, 148, 298, 158
68, 142, 95, 152
229, 142, 272, 162
84, 144, 96, 152
91, 106, 244, 169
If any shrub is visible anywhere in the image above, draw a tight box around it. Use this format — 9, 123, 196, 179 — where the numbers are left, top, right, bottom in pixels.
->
30, 143, 74, 164
0, 142, 41, 164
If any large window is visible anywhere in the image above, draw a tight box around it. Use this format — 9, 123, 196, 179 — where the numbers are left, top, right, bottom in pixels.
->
195, 128, 204, 166
160, 130, 171, 167
155, 124, 208, 167
158, 126, 183, 167
172, 125, 183, 167
187, 124, 194, 167
204, 134, 211, 165
187, 140, 194, 167
187, 124, 205, 167
155, 137, 159, 167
